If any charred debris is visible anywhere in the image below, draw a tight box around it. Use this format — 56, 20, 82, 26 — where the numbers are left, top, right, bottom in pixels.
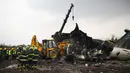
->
51, 3, 115, 63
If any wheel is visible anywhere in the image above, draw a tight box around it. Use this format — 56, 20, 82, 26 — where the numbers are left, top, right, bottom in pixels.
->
49, 50, 58, 59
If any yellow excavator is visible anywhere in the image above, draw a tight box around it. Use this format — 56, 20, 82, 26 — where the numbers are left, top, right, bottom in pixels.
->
31, 35, 68, 59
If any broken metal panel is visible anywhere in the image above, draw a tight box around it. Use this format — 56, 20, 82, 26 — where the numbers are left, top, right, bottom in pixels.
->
114, 29, 130, 48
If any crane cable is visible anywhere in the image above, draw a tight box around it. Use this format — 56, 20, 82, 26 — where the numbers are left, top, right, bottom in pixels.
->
72, 4, 74, 21
71, 0, 76, 24
71, 0, 75, 21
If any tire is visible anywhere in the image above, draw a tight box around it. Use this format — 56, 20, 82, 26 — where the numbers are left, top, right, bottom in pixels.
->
49, 50, 58, 59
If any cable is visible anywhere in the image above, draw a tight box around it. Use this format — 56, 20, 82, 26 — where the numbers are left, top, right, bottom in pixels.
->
71, 0, 75, 21
72, 6, 74, 21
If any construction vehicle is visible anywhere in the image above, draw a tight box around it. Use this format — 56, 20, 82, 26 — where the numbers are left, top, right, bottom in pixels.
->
31, 35, 68, 59
42, 39, 68, 59
31, 35, 57, 59
52, 3, 74, 43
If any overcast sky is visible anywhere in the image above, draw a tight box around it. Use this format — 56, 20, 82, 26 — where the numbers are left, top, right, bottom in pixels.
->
0, 0, 130, 45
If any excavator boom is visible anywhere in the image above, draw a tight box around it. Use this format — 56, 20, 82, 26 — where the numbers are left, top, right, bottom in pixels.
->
31, 35, 42, 52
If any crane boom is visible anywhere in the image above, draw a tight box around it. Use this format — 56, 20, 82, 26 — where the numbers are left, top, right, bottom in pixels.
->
59, 3, 74, 33
52, 3, 74, 42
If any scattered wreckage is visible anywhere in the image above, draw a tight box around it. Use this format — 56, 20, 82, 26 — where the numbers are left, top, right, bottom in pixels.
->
51, 3, 114, 62
29, 3, 130, 62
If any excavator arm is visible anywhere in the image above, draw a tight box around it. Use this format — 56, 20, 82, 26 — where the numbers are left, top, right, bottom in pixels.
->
31, 35, 43, 52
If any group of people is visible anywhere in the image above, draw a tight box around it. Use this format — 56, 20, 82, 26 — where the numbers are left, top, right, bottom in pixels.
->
0, 45, 40, 71
0, 47, 17, 60
17, 46, 40, 71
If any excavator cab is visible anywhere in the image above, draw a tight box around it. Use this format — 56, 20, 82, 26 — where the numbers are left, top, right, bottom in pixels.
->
42, 39, 58, 59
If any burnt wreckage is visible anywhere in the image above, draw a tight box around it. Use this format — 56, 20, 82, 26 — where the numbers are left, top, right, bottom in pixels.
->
52, 3, 113, 62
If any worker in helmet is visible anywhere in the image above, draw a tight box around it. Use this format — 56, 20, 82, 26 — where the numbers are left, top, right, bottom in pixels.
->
17, 46, 28, 71
11, 48, 17, 60
5, 48, 11, 60
17, 47, 23, 69
16, 46, 23, 58
27, 47, 34, 69
32, 46, 40, 68
11, 48, 13, 59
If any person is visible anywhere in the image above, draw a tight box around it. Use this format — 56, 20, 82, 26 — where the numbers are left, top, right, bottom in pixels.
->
16, 46, 22, 58
6, 48, 11, 60
11, 48, 17, 59
3, 48, 7, 60
17, 47, 28, 71
0, 48, 3, 60
32, 46, 40, 68
27, 47, 34, 69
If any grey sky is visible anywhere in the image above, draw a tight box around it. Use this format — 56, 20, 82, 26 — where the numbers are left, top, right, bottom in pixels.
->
0, 0, 130, 45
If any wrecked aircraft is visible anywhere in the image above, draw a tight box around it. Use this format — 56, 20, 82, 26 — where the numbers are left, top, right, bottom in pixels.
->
110, 29, 130, 60
51, 3, 114, 62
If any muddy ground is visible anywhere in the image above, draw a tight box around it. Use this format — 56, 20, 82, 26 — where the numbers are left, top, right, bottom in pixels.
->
0, 59, 130, 73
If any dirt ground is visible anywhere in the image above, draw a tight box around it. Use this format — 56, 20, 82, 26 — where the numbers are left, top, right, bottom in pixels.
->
0, 59, 130, 73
